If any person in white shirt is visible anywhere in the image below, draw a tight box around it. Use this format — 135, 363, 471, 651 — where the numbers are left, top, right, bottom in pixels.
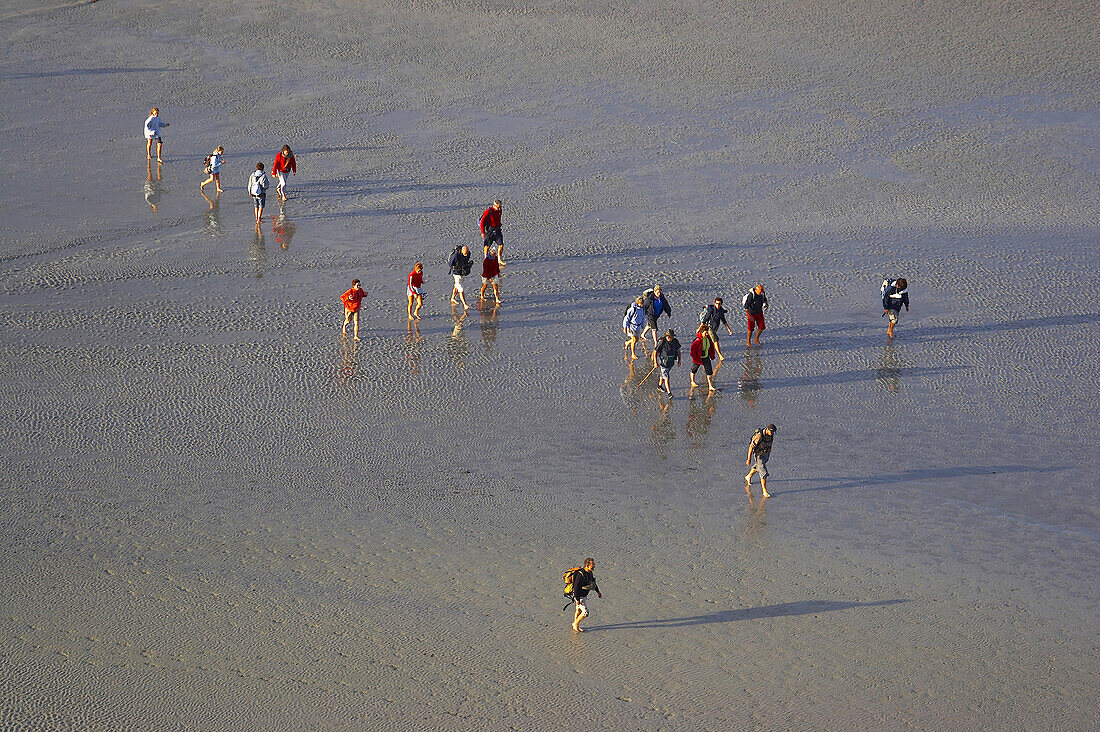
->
248, 162, 270, 226
200, 146, 224, 194
143, 108, 169, 162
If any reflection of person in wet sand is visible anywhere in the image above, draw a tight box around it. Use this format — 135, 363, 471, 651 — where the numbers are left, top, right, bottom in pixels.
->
248, 228, 266, 278
405, 319, 422, 373
877, 343, 902, 391
201, 190, 222, 235
272, 207, 296, 249
144, 160, 162, 212
479, 300, 499, 353
685, 390, 716, 443
407, 262, 424, 319
745, 424, 776, 499
447, 308, 469, 364
650, 398, 675, 458
738, 352, 763, 406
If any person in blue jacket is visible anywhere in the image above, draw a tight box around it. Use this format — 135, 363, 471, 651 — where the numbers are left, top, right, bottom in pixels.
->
622, 296, 647, 360
882, 277, 910, 338
641, 285, 673, 347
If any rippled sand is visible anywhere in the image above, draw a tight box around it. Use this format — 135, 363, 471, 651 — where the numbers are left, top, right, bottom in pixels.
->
1, 1, 1097, 729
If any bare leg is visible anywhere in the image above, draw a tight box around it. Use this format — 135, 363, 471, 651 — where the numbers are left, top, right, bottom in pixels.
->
707, 375, 716, 392
479, 281, 488, 301
458, 291, 469, 311
407, 295, 414, 319
353, 312, 360, 341
342, 310, 351, 336
146, 138, 153, 159
492, 281, 501, 304
156, 140, 163, 163
761, 475, 770, 499
413, 295, 422, 319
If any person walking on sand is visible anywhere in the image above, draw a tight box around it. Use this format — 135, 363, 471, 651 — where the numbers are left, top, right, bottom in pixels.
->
689, 324, 717, 392
642, 285, 673, 347
701, 296, 733, 360
745, 424, 777, 499
200, 146, 224, 194
143, 108, 169, 162
566, 558, 602, 632
653, 328, 682, 397
479, 246, 502, 304
272, 145, 296, 201
341, 279, 366, 340
407, 262, 424, 319
480, 200, 505, 265
248, 162, 270, 226
743, 284, 769, 347
622, 296, 647, 360
881, 277, 909, 338
449, 244, 473, 310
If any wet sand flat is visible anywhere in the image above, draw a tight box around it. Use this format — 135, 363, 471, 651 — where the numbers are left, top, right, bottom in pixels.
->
1, 1, 1098, 729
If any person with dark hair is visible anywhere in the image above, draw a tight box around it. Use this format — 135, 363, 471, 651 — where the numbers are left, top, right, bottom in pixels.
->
248, 162, 270, 226
622, 296, 647, 360
200, 145, 224, 194
882, 277, 910, 338
449, 244, 473, 310
745, 424, 777, 499
566, 558, 602, 632
479, 246, 502, 304
272, 145, 296, 201
653, 328, 682, 397
642, 285, 673, 346
341, 278, 366, 341
690, 324, 717, 392
702, 296, 732, 360
480, 200, 505, 264
407, 262, 424, 319
743, 284, 769, 347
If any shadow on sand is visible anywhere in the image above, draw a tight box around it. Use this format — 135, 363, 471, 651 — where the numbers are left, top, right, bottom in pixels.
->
587, 599, 907, 632
0, 67, 180, 80
776, 464, 1066, 496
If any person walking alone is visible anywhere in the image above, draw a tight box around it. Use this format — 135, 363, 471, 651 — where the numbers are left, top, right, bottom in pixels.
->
248, 162, 270, 226
200, 146, 224, 194
272, 145, 296, 201
745, 424, 776, 499
743, 284, 768, 347
565, 558, 602, 633
143, 108, 169, 162
341, 279, 366, 340
480, 200, 505, 265
407, 262, 424, 320
881, 277, 910, 338
642, 285, 673, 347
449, 244, 473, 310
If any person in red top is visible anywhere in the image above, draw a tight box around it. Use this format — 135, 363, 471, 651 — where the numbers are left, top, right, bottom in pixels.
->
689, 324, 718, 392
340, 279, 366, 340
407, 262, 424, 320
272, 145, 296, 201
479, 247, 502, 304
480, 200, 505, 265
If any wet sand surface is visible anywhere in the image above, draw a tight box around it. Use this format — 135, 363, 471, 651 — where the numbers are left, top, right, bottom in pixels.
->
1, 1, 1098, 729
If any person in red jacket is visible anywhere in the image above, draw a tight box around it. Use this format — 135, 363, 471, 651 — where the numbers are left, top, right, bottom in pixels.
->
272, 145, 296, 201
480, 200, 505, 265
690, 324, 717, 392
341, 279, 366, 340
479, 247, 502, 304
407, 262, 424, 320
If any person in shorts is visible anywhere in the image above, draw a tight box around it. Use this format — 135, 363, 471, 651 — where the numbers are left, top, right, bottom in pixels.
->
407, 262, 424, 320
248, 162, 270, 226
341, 278, 366, 340
480, 200, 505, 264
745, 424, 776, 499
653, 328, 682, 397
743, 284, 769, 347
479, 246, 502, 304
622, 296, 646, 360
200, 145, 224, 194
701, 296, 733, 360
144, 108, 169, 162
568, 558, 602, 633
448, 244, 473, 310
689, 324, 717, 392
642, 285, 673, 347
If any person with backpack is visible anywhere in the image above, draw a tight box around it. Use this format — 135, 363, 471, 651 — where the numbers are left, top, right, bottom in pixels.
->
745, 424, 776, 499
622, 296, 647, 360
701, 296, 733, 360
479, 246, 502, 305
690, 324, 718, 392
653, 328, 682, 397
341, 278, 366, 341
480, 200, 505, 265
563, 558, 602, 632
448, 244, 473, 310
248, 162, 270, 226
407, 262, 424, 320
272, 145, 296, 201
143, 107, 169, 162
641, 285, 673, 347
200, 146, 224, 194
743, 284, 769, 347
881, 277, 910, 338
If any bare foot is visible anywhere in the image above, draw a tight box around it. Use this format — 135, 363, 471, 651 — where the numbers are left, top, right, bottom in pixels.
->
572, 626, 583, 633
216, 188, 223, 194
354, 336, 361, 341
495, 299, 501, 304
761, 491, 771, 499
745, 474, 752, 485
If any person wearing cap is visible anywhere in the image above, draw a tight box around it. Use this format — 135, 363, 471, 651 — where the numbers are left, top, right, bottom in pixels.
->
407, 262, 424, 319
701, 296, 733, 360
653, 328, 682, 397
642, 285, 673, 347
745, 424, 777, 499
743, 284, 769, 347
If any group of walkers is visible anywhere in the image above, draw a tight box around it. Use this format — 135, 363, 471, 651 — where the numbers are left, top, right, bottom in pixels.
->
143, 108, 296, 228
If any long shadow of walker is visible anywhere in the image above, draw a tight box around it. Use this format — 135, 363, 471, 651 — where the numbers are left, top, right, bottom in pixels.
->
587, 599, 907, 632
776, 464, 1065, 496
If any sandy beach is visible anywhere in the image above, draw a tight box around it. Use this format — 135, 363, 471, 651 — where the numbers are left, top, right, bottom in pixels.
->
1, 0, 1098, 729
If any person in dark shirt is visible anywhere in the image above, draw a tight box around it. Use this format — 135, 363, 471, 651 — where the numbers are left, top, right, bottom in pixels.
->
449, 245, 473, 310
653, 329, 682, 397
569, 557, 602, 632
702, 296, 733, 360
882, 277, 910, 338
642, 285, 673, 347
480, 200, 505, 265
743, 284, 769, 347
745, 424, 776, 499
